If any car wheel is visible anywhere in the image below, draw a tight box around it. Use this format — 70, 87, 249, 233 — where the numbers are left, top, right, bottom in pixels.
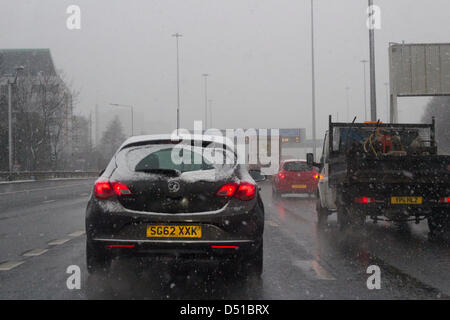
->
86, 240, 111, 274
316, 196, 328, 226
240, 239, 263, 278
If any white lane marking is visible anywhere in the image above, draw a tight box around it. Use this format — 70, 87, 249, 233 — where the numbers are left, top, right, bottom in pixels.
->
48, 238, 71, 246
22, 248, 48, 257
42, 200, 56, 204
0, 260, 25, 271
68, 231, 85, 237
292, 260, 336, 280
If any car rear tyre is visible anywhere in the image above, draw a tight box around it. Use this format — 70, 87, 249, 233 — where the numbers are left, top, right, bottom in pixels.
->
86, 240, 111, 274
240, 240, 263, 278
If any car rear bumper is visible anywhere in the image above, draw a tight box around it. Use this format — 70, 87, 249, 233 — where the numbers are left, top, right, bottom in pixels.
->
89, 238, 261, 260
274, 183, 317, 193
85, 197, 264, 259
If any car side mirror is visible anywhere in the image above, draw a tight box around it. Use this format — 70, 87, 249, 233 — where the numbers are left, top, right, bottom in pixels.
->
249, 170, 266, 182
307, 153, 323, 170
306, 153, 314, 166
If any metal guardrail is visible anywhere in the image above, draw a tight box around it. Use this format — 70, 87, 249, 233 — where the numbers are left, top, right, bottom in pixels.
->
0, 171, 99, 182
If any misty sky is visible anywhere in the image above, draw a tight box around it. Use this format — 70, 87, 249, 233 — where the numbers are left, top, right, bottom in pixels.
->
1, 0, 450, 140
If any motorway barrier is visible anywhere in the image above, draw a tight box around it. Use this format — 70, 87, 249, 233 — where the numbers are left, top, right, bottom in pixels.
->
0, 171, 99, 182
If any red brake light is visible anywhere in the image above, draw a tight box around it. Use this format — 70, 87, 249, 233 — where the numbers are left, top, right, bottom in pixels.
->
216, 182, 256, 201
94, 181, 114, 199
278, 172, 285, 179
354, 197, 376, 204
235, 182, 256, 201
112, 182, 132, 196
211, 245, 239, 249
94, 181, 132, 199
216, 183, 238, 197
439, 197, 450, 203
313, 173, 323, 180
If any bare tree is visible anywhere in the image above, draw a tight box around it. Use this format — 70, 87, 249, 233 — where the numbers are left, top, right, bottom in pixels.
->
98, 116, 127, 168
12, 70, 78, 170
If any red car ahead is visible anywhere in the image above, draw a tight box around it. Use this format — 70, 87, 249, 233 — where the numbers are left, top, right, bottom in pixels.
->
272, 160, 319, 198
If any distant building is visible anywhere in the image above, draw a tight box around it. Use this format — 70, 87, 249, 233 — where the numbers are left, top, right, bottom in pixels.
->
0, 48, 73, 170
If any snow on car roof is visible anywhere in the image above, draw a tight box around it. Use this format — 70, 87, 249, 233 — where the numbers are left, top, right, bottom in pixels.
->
282, 159, 307, 163
118, 134, 234, 151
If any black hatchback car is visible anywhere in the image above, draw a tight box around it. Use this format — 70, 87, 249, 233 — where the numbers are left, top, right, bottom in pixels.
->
85, 135, 265, 277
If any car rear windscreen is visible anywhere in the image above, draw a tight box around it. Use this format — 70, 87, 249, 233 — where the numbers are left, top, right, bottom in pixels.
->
117, 144, 236, 173
283, 162, 312, 172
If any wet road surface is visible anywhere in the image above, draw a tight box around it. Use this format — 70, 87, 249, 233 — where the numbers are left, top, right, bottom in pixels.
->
0, 179, 448, 299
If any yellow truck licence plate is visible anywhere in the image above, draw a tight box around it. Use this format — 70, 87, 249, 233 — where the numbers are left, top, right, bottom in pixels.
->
146, 225, 202, 238
391, 196, 423, 205
292, 184, 307, 189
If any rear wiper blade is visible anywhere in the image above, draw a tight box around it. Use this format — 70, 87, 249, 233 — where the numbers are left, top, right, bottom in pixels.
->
135, 168, 181, 176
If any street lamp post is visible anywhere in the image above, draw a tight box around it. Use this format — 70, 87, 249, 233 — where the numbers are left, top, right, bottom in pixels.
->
109, 103, 134, 136
209, 99, 213, 128
345, 86, 350, 121
361, 59, 368, 120
310, 0, 317, 158
202, 74, 209, 129
6, 66, 24, 173
368, 0, 377, 121
172, 33, 182, 134
384, 82, 389, 121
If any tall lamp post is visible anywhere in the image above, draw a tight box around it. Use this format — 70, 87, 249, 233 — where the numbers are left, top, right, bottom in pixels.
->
368, 0, 377, 121
361, 59, 368, 120
384, 82, 389, 121
345, 86, 350, 121
6, 65, 24, 173
209, 99, 213, 128
109, 103, 134, 136
172, 33, 182, 134
310, 0, 317, 158
202, 74, 209, 129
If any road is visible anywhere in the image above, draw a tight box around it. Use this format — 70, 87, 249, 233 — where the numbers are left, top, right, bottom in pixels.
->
0, 179, 448, 299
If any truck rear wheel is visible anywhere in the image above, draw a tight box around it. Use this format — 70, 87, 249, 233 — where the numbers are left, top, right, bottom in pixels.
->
316, 197, 329, 226
337, 206, 365, 231
428, 211, 450, 242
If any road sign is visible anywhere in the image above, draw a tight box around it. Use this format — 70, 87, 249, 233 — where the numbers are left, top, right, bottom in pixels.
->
389, 43, 450, 122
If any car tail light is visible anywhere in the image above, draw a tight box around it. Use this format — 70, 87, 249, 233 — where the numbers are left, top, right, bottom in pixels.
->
216, 182, 256, 201
313, 173, 323, 180
216, 183, 238, 197
112, 182, 132, 196
278, 172, 285, 179
94, 181, 132, 199
94, 181, 114, 199
211, 245, 239, 249
354, 197, 376, 204
235, 182, 256, 201
439, 197, 450, 203
107, 244, 135, 248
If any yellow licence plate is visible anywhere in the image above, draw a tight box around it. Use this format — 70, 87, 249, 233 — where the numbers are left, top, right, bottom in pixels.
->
391, 196, 423, 205
146, 225, 202, 238
292, 185, 307, 189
